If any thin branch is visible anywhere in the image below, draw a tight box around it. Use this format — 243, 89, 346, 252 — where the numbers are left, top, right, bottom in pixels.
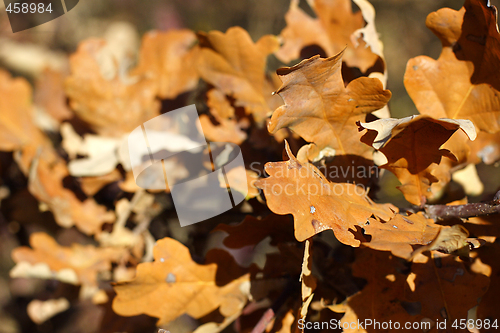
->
424, 189, 500, 220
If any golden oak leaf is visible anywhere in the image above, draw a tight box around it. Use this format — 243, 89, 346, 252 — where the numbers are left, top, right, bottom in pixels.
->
362, 213, 441, 260
0, 70, 37, 151
405, 253, 489, 325
28, 155, 115, 235
196, 27, 281, 123
34, 68, 72, 122
199, 89, 248, 144
331, 249, 413, 333
470, 241, 500, 324
0, 70, 52, 173
425, 0, 500, 91
65, 39, 160, 137
10, 232, 127, 295
406, 2, 500, 167
468, 131, 500, 164
255, 141, 396, 245
275, 0, 381, 73
410, 224, 472, 260
338, 249, 489, 332
405, 48, 500, 135
359, 115, 476, 205
112, 237, 250, 325
132, 29, 199, 99
269, 51, 391, 161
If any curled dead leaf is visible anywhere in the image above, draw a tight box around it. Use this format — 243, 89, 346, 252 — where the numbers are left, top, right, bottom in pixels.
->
270, 50, 391, 161
255, 141, 396, 244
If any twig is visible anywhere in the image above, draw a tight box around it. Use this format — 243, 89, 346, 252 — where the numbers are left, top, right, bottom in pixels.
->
424, 189, 500, 220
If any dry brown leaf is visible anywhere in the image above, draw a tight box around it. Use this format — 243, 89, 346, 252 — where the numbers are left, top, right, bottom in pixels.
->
11, 233, 127, 298
0, 70, 48, 169
405, 252, 489, 325
405, 48, 500, 135
197, 27, 281, 123
255, 141, 396, 244
269, 51, 391, 161
335, 249, 411, 333
132, 29, 199, 99
200, 89, 248, 145
406, 0, 500, 166
426, 0, 500, 91
362, 212, 441, 260
65, 39, 160, 137
410, 224, 471, 260
359, 115, 476, 205
34, 68, 72, 122
339, 249, 489, 332
276, 0, 380, 73
468, 131, 500, 164
28, 155, 115, 235
470, 241, 500, 324
112, 237, 250, 325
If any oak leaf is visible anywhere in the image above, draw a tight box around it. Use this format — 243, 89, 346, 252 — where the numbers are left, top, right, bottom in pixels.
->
0, 70, 50, 172
425, 0, 500, 91
34, 68, 72, 122
199, 89, 248, 144
112, 237, 250, 325
276, 0, 381, 73
469, 241, 500, 324
255, 141, 396, 245
332, 249, 412, 333
337, 249, 489, 332
359, 115, 476, 205
132, 29, 199, 99
409, 224, 472, 260
406, 1, 500, 166
65, 39, 160, 137
405, 252, 489, 325
10, 232, 127, 299
269, 51, 391, 161
196, 27, 281, 123
405, 48, 500, 135
28, 154, 115, 235
362, 213, 441, 260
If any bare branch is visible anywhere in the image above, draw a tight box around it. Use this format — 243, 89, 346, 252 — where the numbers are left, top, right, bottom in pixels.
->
425, 190, 500, 220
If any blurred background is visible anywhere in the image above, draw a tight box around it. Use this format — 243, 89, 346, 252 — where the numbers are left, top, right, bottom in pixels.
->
1, 0, 499, 118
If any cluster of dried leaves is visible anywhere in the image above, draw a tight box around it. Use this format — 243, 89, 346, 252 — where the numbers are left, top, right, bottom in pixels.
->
2, 0, 500, 332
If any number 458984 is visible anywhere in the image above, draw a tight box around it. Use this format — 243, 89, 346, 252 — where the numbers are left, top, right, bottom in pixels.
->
6, 2, 53, 14
452, 319, 498, 330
